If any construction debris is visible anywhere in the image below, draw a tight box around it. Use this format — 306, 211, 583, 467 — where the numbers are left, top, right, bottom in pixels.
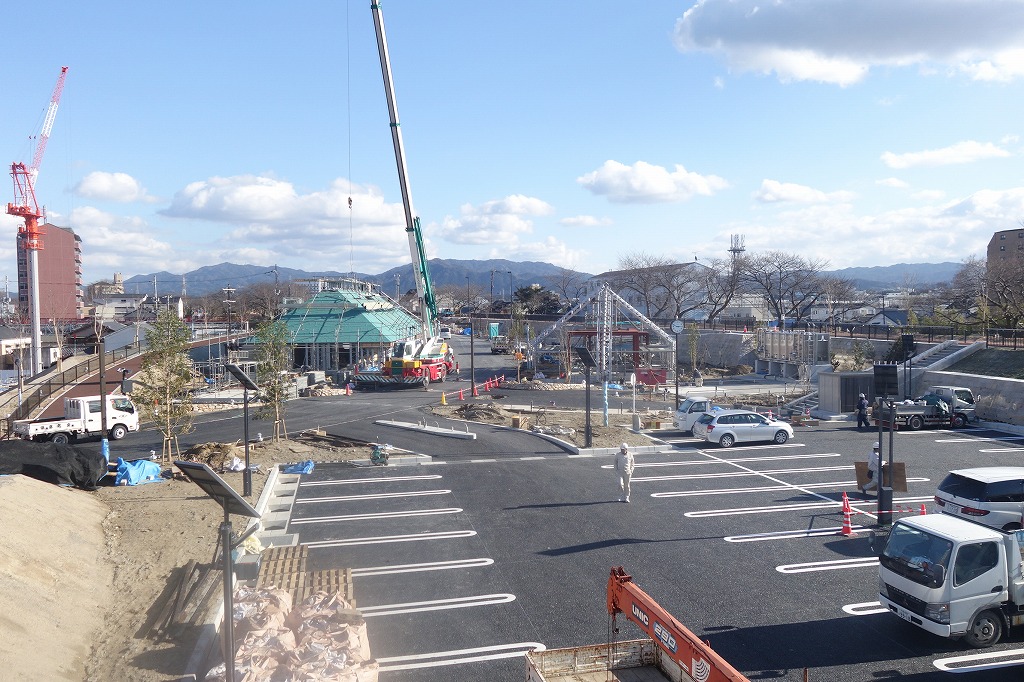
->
204, 586, 377, 682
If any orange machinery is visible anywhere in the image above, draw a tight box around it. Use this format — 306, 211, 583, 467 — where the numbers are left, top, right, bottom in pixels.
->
607, 566, 750, 682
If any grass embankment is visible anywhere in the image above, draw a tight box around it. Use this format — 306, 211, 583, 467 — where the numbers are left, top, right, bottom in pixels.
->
948, 348, 1024, 380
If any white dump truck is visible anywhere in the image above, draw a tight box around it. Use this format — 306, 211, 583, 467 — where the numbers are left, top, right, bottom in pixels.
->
877, 513, 1024, 647
12, 395, 140, 444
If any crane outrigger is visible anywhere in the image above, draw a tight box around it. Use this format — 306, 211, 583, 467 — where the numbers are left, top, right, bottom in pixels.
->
355, 3, 455, 387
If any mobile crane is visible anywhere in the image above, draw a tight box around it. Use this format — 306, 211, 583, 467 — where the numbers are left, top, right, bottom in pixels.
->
526, 566, 750, 681
354, 2, 455, 388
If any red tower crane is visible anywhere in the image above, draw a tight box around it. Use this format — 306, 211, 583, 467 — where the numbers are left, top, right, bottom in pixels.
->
7, 65, 69, 374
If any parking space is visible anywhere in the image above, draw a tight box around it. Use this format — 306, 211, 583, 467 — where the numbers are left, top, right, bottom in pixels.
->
282, 423, 1024, 681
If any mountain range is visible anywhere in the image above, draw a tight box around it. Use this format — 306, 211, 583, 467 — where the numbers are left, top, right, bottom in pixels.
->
120, 260, 963, 298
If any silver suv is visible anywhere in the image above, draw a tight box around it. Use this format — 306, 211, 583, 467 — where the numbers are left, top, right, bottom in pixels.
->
934, 467, 1024, 531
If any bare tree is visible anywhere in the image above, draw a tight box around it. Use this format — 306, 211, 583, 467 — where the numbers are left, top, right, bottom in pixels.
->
740, 251, 829, 325
696, 256, 741, 322
818, 275, 860, 326
545, 267, 589, 307
984, 256, 1024, 329
610, 252, 675, 319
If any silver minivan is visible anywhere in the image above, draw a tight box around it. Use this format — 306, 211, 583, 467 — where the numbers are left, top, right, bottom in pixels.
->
934, 467, 1024, 531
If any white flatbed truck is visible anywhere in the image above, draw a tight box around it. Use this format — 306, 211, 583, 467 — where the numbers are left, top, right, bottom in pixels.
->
12, 395, 140, 444
878, 513, 1024, 647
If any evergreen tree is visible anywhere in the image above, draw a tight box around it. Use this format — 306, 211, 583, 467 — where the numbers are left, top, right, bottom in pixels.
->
253, 320, 291, 441
133, 310, 195, 461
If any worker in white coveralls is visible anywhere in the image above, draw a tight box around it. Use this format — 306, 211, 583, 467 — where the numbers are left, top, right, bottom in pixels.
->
615, 443, 635, 503
861, 442, 881, 496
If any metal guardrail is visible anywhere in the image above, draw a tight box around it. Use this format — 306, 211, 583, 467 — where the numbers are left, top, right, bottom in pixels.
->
1, 342, 141, 437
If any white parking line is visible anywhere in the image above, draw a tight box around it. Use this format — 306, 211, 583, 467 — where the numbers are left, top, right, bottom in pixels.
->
376, 642, 546, 672
936, 435, 1024, 443
300, 474, 443, 487
980, 447, 1024, 453
933, 648, 1024, 673
776, 557, 879, 573
842, 601, 887, 615
655, 482, 930, 498
725, 526, 867, 542
295, 489, 450, 504
289, 507, 462, 525
351, 558, 494, 577
602, 453, 841, 471
303, 529, 476, 549
684, 496, 933, 518
635, 465, 853, 483
360, 593, 515, 617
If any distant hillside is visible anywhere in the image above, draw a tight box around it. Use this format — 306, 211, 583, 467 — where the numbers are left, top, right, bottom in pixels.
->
120, 259, 591, 298
828, 262, 961, 290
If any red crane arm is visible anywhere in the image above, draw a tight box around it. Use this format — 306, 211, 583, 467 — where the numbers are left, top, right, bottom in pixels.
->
30, 66, 69, 175
607, 566, 750, 682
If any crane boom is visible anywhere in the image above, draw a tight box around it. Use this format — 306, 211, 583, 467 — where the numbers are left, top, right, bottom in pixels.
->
607, 567, 750, 682
370, 3, 435, 340
30, 65, 69, 175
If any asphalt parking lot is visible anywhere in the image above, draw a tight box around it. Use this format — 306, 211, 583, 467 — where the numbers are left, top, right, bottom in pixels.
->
277, 417, 1024, 681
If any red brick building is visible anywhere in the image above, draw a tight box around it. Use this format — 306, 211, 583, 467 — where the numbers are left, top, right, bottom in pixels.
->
16, 222, 83, 322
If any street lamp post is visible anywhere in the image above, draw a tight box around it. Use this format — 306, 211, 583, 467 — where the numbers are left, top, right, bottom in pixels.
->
489, 270, 495, 318
507, 271, 513, 326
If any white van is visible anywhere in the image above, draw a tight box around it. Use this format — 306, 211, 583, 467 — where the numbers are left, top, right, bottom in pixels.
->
439, 326, 452, 339
934, 467, 1024, 531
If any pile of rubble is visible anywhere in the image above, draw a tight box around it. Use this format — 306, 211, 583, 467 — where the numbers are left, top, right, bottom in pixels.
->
205, 587, 378, 682
451, 403, 506, 423
179, 442, 243, 469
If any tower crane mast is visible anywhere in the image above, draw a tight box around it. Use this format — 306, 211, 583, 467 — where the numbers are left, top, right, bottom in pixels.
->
7, 65, 69, 374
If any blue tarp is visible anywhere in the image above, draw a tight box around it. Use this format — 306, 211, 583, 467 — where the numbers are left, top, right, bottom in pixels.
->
114, 458, 163, 486
283, 460, 315, 474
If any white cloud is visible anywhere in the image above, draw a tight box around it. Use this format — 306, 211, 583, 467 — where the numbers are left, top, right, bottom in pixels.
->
559, 215, 612, 227
436, 195, 547, 245
674, 0, 1024, 85
577, 160, 728, 204
877, 178, 910, 189
74, 171, 156, 203
753, 179, 854, 204
912, 189, 946, 202
882, 140, 1012, 169
489, 236, 585, 269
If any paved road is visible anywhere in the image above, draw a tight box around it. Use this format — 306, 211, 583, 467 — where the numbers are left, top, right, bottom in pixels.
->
281, 420, 1024, 681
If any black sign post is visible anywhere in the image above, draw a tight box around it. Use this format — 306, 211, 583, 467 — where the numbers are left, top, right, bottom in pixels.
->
225, 363, 259, 497
575, 347, 598, 448
174, 461, 261, 682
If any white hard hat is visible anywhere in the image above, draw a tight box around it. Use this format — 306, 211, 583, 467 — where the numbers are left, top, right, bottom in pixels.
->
620, 442, 629, 451
873, 442, 880, 449
859, 393, 865, 398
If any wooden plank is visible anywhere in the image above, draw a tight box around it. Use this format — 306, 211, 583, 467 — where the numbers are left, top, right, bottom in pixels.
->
174, 566, 220, 627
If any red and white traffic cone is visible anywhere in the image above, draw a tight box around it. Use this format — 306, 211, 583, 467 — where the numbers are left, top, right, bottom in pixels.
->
472, 384, 479, 397
920, 503, 927, 515
345, 384, 351, 396
840, 492, 855, 536
458, 389, 464, 401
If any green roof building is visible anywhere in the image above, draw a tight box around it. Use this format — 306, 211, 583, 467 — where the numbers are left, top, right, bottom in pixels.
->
278, 287, 422, 371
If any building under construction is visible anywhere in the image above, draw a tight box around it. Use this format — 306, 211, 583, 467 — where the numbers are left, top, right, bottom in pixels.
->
276, 280, 422, 373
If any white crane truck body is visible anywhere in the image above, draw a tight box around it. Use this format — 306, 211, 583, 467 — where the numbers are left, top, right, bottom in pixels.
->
878, 513, 1024, 647
12, 395, 140, 444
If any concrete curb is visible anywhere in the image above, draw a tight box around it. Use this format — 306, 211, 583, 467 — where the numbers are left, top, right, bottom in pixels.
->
374, 418, 477, 439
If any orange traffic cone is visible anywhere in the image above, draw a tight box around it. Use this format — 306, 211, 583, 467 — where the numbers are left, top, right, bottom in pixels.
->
440, 392, 447, 406
920, 503, 927, 515
840, 492, 855, 536
345, 384, 352, 396
472, 384, 479, 397
458, 389, 464, 401
485, 379, 491, 392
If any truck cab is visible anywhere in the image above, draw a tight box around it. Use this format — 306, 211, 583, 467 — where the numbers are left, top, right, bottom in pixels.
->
878, 514, 1024, 647
673, 396, 713, 433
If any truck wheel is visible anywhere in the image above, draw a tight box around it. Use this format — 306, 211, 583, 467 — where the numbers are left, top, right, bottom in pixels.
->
718, 434, 735, 448
50, 432, 72, 445
109, 424, 128, 440
964, 610, 1003, 648
773, 430, 790, 444
908, 415, 924, 431
951, 414, 967, 429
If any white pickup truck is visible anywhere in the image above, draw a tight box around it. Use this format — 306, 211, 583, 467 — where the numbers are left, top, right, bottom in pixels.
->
12, 395, 140, 444
878, 513, 1024, 647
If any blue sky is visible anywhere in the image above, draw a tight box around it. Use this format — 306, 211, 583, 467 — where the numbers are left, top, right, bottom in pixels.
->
4, 0, 1024, 290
